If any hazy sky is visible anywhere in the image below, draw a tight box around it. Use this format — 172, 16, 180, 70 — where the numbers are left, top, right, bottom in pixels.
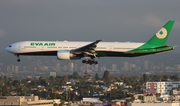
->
0, 0, 180, 53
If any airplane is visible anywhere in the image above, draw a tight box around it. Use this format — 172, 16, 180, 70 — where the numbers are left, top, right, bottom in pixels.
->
6, 20, 175, 65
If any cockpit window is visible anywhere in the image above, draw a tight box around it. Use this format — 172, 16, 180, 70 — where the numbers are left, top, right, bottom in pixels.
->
9, 45, 12, 47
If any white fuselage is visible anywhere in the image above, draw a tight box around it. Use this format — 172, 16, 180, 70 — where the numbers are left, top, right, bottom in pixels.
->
6, 41, 144, 54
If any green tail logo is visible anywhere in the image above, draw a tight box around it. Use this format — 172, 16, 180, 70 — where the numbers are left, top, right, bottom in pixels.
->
129, 20, 175, 53
156, 27, 167, 39
146, 20, 175, 46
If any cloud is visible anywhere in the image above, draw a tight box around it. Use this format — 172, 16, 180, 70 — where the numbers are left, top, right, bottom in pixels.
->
142, 14, 163, 27
0, 29, 6, 37
127, 14, 180, 29
123, 14, 163, 28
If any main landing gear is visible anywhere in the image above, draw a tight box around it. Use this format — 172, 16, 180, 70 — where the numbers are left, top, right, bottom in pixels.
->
17, 59, 20, 62
82, 59, 98, 65
16, 55, 20, 62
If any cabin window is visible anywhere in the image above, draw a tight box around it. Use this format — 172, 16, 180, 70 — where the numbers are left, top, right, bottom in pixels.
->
24, 46, 36, 48
69, 47, 76, 48
114, 47, 121, 49
97, 47, 106, 49
114, 47, 133, 49
47, 47, 57, 48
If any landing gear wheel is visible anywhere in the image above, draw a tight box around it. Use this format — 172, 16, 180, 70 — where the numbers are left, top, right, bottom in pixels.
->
16, 55, 20, 62
17, 59, 20, 62
82, 58, 98, 65
82, 60, 86, 63
94, 61, 98, 64
89, 61, 93, 65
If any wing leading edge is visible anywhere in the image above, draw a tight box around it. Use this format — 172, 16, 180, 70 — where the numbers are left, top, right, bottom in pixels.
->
72, 40, 102, 55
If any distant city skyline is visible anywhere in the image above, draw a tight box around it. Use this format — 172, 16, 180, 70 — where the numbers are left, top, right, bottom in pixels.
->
1, 52, 180, 79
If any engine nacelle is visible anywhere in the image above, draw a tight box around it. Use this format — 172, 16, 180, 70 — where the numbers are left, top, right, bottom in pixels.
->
57, 50, 81, 60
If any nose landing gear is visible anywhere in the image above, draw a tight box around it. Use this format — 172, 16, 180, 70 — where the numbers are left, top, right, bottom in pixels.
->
16, 55, 20, 62
17, 59, 20, 62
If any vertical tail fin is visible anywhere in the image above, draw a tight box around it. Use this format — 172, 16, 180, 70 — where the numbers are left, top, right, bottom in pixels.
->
146, 20, 175, 46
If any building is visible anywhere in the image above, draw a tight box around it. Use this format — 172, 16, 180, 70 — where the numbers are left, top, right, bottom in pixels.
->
145, 81, 180, 95
128, 103, 180, 106
22, 100, 54, 106
82, 98, 101, 103
144, 60, 149, 70
0, 96, 54, 106
124, 62, 129, 71
143, 96, 156, 102
56, 63, 61, 71
68, 62, 74, 71
50, 72, 56, 77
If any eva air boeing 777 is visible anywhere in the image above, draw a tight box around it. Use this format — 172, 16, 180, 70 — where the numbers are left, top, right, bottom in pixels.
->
6, 20, 175, 65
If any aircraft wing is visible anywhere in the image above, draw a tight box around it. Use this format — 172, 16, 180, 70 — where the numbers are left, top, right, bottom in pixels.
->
72, 40, 102, 54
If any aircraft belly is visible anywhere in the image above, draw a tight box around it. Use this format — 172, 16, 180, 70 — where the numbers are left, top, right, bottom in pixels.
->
16, 51, 57, 56
96, 51, 158, 57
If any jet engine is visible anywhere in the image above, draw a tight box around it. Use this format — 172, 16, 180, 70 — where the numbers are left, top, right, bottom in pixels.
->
57, 50, 81, 60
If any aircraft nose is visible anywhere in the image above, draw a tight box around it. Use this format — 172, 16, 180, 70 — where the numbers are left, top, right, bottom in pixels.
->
6, 47, 11, 53
6, 47, 9, 52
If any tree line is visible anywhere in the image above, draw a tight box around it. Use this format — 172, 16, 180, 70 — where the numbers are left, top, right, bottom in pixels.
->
0, 71, 180, 102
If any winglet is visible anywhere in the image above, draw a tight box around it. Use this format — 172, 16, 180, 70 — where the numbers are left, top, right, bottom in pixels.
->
96, 40, 102, 42
95, 40, 102, 44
